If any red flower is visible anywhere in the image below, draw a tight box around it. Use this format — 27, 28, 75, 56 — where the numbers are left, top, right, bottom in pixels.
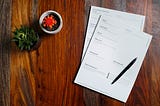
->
42, 15, 57, 29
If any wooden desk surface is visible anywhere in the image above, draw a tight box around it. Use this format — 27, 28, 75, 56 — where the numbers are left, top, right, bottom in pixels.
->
0, 0, 160, 106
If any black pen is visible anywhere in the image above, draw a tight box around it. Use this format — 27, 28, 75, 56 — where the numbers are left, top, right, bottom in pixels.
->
111, 57, 137, 84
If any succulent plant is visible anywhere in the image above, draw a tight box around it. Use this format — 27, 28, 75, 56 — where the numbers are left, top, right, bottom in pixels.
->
12, 26, 39, 50
42, 14, 57, 29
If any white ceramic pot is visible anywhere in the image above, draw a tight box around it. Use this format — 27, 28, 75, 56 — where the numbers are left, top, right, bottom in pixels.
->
39, 10, 63, 34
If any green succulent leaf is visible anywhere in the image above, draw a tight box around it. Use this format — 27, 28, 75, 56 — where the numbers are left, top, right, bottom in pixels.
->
12, 26, 39, 50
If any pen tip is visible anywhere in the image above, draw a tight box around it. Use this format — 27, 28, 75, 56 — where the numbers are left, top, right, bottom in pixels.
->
135, 57, 137, 60
111, 81, 114, 84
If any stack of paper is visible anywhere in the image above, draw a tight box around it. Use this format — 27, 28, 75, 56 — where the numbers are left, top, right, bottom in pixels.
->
74, 6, 152, 102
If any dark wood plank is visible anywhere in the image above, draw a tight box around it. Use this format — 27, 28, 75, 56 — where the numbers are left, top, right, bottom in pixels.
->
0, 0, 12, 106
35, 0, 85, 105
124, 1, 152, 106
150, 0, 160, 105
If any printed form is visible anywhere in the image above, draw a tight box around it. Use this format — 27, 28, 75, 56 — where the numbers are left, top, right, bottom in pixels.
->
75, 15, 152, 102
82, 6, 145, 58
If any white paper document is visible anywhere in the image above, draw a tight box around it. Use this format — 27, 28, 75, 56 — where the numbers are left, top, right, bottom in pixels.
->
74, 15, 152, 102
82, 6, 145, 59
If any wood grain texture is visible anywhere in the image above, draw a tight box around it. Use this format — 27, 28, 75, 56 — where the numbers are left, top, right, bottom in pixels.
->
10, 0, 35, 106
35, 0, 85, 105
150, 0, 160, 105
0, 0, 12, 106
125, 1, 152, 106
0, 0, 159, 106
11, 0, 85, 106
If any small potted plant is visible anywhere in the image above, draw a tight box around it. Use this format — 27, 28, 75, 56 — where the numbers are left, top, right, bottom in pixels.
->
39, 10, 63, 34
12, 26, 40, 51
